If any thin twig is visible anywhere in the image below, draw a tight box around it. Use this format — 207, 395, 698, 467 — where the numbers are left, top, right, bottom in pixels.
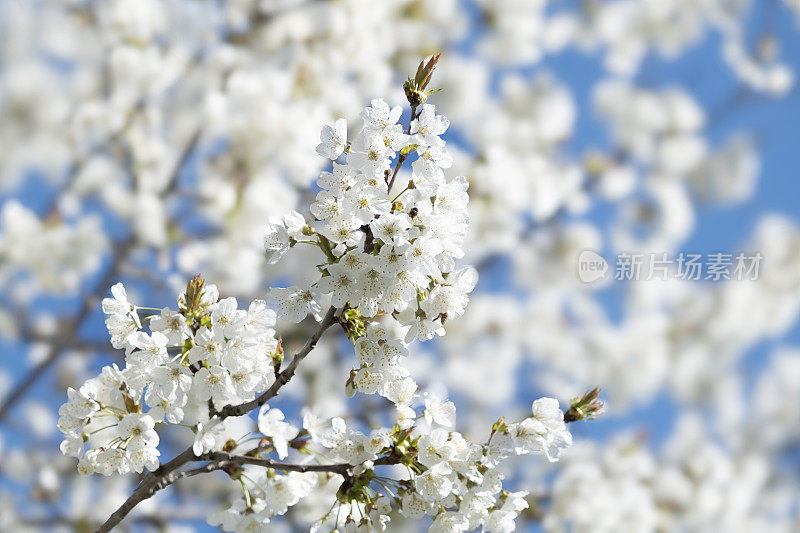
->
387, 104, 418, 194
0, 130, 201, 424
203, 451, 400, 475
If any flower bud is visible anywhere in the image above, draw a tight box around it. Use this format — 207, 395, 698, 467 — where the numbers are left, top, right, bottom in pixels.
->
564, 387, 604, 422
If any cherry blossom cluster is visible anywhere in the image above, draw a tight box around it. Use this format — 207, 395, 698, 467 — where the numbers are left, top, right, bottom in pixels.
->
266, 94, 476, 406
210, 395, 573, 532
58, 278, 279, 475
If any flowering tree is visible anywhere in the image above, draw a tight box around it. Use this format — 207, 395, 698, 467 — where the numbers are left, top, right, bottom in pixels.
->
3, 0, 800, 532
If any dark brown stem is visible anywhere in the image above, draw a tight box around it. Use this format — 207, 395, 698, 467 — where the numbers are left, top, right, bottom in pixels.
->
96, 447, 399, 532
206, 451, 355, 475
95, 447, 196, 533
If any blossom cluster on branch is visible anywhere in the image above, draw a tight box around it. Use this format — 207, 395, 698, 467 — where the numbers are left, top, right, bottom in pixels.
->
57, 82, 589, 532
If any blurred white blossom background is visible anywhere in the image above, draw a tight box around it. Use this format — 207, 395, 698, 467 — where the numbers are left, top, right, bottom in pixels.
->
2, 0, 800, 531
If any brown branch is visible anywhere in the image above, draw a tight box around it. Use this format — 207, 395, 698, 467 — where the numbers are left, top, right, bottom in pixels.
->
95, 447, 197, 533
206, 451, 355, 475
212, 450, 399, 471
96, 447, 399, 533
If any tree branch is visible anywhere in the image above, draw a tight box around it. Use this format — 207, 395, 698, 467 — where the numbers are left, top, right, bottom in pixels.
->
95, 447, 197, 533
211, 450, 399, 471
95, 447, 398, 532
205, 451, 356, 475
